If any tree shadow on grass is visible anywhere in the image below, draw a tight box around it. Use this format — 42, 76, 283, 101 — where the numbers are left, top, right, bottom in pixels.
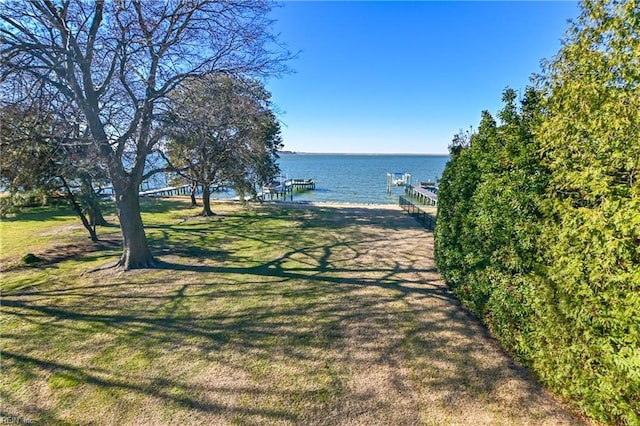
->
1, 238, 122, 273
1, 203, 584, 424
1, 205, 80, 223
139, 197, 198, 215
1, 269, 581, 424
1, 350, 298, 424
146, 224, 232, 262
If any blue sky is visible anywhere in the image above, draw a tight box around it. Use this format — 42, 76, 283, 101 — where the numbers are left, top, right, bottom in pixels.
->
266, 1, 580, 154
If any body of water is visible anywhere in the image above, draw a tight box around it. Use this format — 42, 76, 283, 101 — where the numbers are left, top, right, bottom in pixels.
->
142, 153, 449, 205
261, 153, 449, 204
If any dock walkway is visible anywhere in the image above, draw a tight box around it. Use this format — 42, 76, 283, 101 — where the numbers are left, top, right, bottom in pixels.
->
405, 184, 438, 206
261, 179, 315, 201
139, 185, 191, 197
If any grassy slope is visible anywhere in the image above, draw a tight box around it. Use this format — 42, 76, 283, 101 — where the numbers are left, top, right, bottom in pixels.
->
0, 199, 584, 425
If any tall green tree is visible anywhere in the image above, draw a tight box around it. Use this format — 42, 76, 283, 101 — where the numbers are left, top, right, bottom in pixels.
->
436, 87, 547, 348
164, 75, 282, 216
436, 2, 639, 422
535, 0, 640, 422
435, 124, 483, 288
1, 0, 290, 269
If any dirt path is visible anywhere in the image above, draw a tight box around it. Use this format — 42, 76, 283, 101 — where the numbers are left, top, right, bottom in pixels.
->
299, 203, 584, 425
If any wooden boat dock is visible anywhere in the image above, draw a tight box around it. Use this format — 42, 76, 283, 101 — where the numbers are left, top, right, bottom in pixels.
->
261, 179, 316, 201
139, 185, 191, 197
405, 184, 438, 206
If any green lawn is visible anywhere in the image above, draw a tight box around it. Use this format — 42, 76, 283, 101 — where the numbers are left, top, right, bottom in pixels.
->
0, 199, 584, 425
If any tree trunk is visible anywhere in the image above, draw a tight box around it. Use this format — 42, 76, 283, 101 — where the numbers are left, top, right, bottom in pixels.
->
89, 204, 109, 227
201, 185, 215, 216
190, 182, 198, 207
82, 179, 109, 226
68, 197, 99, 242
115, 186, 155, 269
61, 177, 98, 242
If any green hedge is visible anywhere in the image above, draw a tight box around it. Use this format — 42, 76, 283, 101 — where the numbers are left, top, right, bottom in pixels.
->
436, 86, 639, 424
435, 2, 640, 419
436, 88, 546, 350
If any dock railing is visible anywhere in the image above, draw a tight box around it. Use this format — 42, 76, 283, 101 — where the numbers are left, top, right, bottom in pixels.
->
399, 195, 436, 231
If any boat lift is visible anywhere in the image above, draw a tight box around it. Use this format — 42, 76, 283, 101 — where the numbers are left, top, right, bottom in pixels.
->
386, 172, 411, 193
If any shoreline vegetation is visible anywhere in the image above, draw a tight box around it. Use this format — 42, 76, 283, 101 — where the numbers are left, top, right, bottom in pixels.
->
0, 199, 586, 425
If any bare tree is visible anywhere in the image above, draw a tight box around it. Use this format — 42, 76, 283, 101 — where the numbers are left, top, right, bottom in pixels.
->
1, 0, 289, 269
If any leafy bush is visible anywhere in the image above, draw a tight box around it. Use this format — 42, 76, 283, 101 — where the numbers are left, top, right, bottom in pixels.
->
0, 189, 53, 217
436, 1, 640, 422
436, 87, 546, 349
532, 0, 640, 422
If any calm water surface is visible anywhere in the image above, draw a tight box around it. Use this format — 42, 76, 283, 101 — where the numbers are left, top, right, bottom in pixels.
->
257, 153, 449, 205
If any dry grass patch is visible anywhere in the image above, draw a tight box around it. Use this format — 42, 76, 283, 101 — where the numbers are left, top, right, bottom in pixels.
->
1, 200, 586, 425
